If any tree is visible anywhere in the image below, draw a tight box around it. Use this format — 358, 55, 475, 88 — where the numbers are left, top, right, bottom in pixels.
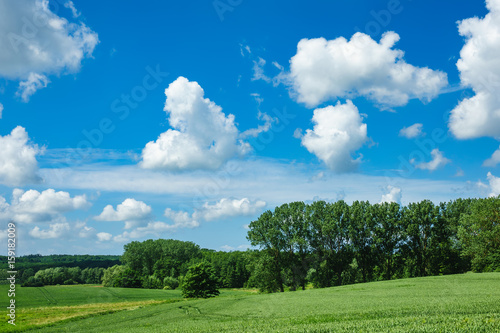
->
181, 262, 220, 298
247, 210, 286, 292
401, 200, 438, 277
372, 202, 402, 280
349, 201, 375, 283
458, 197, 500, 272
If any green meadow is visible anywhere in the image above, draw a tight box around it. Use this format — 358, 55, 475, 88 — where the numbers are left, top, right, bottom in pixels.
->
2, 273, 500, 332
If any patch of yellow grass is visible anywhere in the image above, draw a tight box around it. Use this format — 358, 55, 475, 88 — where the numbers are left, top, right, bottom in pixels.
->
2, 300, 165, 332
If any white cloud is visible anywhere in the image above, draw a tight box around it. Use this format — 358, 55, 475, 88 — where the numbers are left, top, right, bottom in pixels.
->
301, 100, 368, 172
164, 208, 200, 229
1, 188, 90, 224
40, 159, 482, 209
0, 103, 3, 119
380, 185, 402, 204
113, 197, 267, 241
16, 72, 49, 102
399, 123, 424, 139
112, 222, 169, 242
449, 0, 500, 139
287, 32, 447, 108
455, 168, 465, 177
0, 0, 98, 101
97, 232, 112, 242
94, 198, 152, 229
414, 148, 451, 171
252, 57, 271, 83
197, 198, 266, 221
486, 172, 500, 197
484, 145, 500, 167
220, 245, 234, 251
140, 77, 250, 171
29, 222, 70, 239
240, 112, 276, 138
0, 126, 42, 186
64, 1, 80, 18
76, 222, 95, 238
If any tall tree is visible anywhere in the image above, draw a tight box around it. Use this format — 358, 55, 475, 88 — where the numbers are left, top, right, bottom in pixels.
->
247, 210, 286, 292
458, 197, 500, 272
372, 202, 402, 280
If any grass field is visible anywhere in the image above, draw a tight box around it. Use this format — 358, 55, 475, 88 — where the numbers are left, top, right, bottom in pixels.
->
2, 273, 500, 332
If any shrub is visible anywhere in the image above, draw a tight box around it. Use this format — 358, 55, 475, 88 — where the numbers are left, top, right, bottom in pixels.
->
181, 262, 220, 298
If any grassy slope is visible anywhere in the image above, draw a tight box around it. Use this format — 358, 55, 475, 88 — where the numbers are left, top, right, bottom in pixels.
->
0, 285, 182, 332
4, 273, 500, 332
0, 285, 253, 332
2, 284, 182, 308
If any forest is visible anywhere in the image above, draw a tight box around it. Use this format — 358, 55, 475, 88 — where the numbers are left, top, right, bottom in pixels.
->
10, 196, 500, 292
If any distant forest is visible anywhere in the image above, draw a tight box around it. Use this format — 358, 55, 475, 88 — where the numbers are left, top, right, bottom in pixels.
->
4, 197, 500, 292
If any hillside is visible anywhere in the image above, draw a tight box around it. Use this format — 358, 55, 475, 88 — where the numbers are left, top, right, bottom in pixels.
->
4, 272, 499, 332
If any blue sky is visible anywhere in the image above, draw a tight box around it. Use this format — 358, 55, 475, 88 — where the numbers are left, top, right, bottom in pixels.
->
1, 0, 500, 255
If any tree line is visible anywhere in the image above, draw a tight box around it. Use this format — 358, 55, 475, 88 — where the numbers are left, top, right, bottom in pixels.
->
15, 197, 500, 292
0, 254, 120, 285
246, 197, 500, 292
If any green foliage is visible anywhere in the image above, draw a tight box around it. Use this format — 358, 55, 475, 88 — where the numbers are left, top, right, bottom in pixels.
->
202, 250, 250, 288
163, 276, 179, 290
181, 261, 220, 298
121, 239, 201, 280
21, 276, 43, 287
113, 267, 142, 288
102, 265, 126, 287
458, 197, 500, 272
142, 275, 163, 289
247, 197, 483, 293
245, 251, 282, 293
0, 254, 120, 275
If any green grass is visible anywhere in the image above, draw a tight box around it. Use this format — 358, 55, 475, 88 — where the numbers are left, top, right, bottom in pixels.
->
0, 285, 253, 332
1, 284, 182, 308
3, 274, 500, 332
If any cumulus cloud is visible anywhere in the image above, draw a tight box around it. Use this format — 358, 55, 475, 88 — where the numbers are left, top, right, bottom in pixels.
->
97, 232, 112, 242
29, 222, 70, 239
196, 198, 266, 221
449, 0, 500, 139
380, 185, 402, 204
399, 123, 424, 139
164, 208, 200, 229
94, 198, 152, 229
0, 0, 98, 101
484, 145, 500, 167
115, 197, 267, 241
112, 222, 169, 242
287, 32, 447, 108
0, 126, 42, 186
486, 172, 500, 197
301, 100, 368, 172
414, 148, 451, 171
140, 77, 250, 171
0, 188, 90, 224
